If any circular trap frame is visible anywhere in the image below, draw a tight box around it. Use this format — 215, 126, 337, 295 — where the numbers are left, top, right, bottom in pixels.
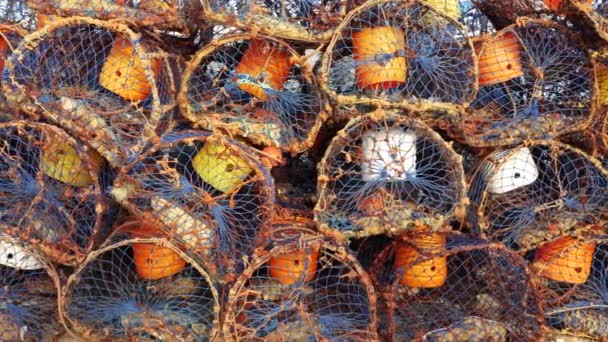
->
372, 233, 544, 341
5, 17, 177, 167
61, 218, 220, 341
467, 140, 608, 250
318, 0, 477, 112
0, 121, 105, 266
112, 130, 274, 281
315, 110, 467, 240
179, 35, 325, 154
223, 219, 378, 341
0, 235, 62, 341
463, 18, 596, 147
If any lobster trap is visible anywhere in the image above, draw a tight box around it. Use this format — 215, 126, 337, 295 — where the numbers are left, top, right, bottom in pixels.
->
26, 0, 200, 34
179, 35, 325, 153
61, 218, 220, 341
0, 235, 62, 341
0, 121, 105, 266
462, 19, 595, 147
111, 130, 274, 281
467, 140, 608, 250
223, 217, 378, 341
201, 0, 350, 43
5, 17, 177, 167
318, 0, 476, 112
533, 236, 608, 340
373, 233, 543, 341
315, 111, 467, 240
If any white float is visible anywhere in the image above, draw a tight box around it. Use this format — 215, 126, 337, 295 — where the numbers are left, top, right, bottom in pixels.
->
487, 147, 539, 194
361, 127, 416, 182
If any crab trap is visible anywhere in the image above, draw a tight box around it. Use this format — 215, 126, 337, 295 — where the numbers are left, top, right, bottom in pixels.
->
61, 217, 220, 341
462, 19, 596, 147
25, 0, 200, 34
223, 217, 378, 341
318, 0, 476, 113
200, 0, 351, 43
111, 130, 274, 281
467, 140, 608, 251
5, 17, 177, 167
532, 236, 608, 340
179, 35, 325, 154
0, 235, 62, 341
315, 111, 467, 240
372, 233, 544, 341
0, 121, 105, 266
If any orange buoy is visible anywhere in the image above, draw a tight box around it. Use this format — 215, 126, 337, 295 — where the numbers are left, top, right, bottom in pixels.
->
476, 33, 524, 86
0, 34, 8, 77
544, 0, 592, 11
100, 37, 160, 102
533, 236, 596, 284
234, 40, 293, 101
128, 220, 186, 281
352, 26, 407, 91
268, 246, 320, 285
394, 230, 447, 288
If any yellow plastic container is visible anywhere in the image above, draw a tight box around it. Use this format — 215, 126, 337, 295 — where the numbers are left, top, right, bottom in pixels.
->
100, 37, 160, 102
41, 140, 102, 187
353, 26, 407, 91
476, 33, 524, 86
394, 231, 447, 288
192, 141, 253, 193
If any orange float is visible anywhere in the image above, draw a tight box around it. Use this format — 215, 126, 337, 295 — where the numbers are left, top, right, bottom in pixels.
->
268, 244, 320, 285
353, 26, 407, 91
544, 0, 592, 11
0, 34, 8, 76
533, 236, 596, 284
394, 230, 448, 288
234, 40, 293, 101
476, 32, 524, 86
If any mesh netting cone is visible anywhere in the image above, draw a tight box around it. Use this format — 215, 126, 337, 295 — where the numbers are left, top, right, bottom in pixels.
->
61, 217, 221, 341
179, 35, 325, 153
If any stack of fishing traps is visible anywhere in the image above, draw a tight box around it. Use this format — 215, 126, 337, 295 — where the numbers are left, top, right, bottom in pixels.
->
0, 0, 606, 341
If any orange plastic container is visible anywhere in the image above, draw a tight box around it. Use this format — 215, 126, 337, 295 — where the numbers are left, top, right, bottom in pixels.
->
544, 0, 592, 11
533, 236, 596, 284
234, 40, 293, 101
394, 231, 447, 288
268, 246, 320, 285
0, 34, 8, 76
353, 26, 407, 91
476, 33, 524, 86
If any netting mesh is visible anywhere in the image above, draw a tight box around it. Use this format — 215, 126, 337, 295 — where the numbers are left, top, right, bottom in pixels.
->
0, 121, 104, 265
111, 131, 274, 281
534, 237, 608, 339
202, 0, 350, 42
318, 0, 476, 111
26, 0, 198, 33
223, 219, 378, 341
179, 35, 324, 153
0, 25, 25, 116
462, 19, 595, 146
62, 219, 220, 341
0, 235, 61, 341
373, 233, 543, 341
315, 111, 466, 239
0, 0, 36, 29
5, 17, 176, 167
468, 141, 608, 250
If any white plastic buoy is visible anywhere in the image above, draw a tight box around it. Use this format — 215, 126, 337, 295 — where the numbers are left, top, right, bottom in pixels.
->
487, 147, 539, 194
0, 239, 44, 270
361, 127, 416, 182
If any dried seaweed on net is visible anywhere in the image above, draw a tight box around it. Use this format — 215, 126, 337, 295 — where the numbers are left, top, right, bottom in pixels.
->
201, 0, 350, 42
111, 130, 274, 282
0, 121, 104, 266
373, 233, 543, 341
318, 0, 476, 112
0, 25, 25, 116
179, 35, 324, 154
0, 235, 62, 341
534, 239, 608, 339
25, 0, 200, 34
467, 140, 608, 251
315, 111, 467, 240
61, 228, 220, 341
223, 222, 378, 341
463, 20, 595, 147
5, 17, 176, 167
